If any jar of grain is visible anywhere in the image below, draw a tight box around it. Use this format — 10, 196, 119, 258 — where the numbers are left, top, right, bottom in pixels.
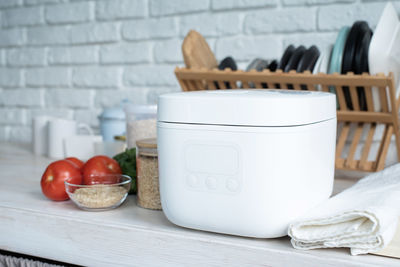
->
136, 138, 162, 210
124, 104, 157, 149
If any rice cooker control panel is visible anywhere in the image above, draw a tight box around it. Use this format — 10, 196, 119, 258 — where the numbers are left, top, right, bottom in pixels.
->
184, 142, 241, 194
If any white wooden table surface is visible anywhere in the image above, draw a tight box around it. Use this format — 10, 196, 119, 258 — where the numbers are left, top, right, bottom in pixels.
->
0, 143, 399, 267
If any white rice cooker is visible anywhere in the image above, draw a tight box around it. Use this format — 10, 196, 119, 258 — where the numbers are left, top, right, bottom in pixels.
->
157, 89, 336, 238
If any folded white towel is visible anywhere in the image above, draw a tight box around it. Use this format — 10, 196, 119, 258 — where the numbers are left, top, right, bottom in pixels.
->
288, 163, 400, 255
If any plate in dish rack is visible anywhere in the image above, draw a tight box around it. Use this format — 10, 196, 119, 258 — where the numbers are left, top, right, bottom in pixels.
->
369, 2, 400, 112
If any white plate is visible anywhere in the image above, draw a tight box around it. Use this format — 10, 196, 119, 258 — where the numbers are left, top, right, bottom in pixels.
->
312, 52, 324, 75
313, 46, 333, 91
369, 2, 400, 111
319, 45, 333, 74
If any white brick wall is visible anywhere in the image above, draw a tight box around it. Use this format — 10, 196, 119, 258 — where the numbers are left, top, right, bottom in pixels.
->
96, 0, 147, 20
0, 0, 395, 143
122, 17, 178, 40
72, 66, 121, 88
70, 22, 119, 44
3, 6, 43, 28
7, 47, 46, 66
45, 2, 93, 24
27, 25, 69, 45
26, 67, 70, 87
48, 46, 98, 65
100, 43, 151, 64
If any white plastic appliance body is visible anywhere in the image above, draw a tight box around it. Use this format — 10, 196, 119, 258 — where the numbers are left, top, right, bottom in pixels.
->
157, 90, 336, 238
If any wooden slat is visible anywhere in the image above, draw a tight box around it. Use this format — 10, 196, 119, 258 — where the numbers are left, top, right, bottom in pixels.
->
230, 80, 238, 89
349, 84, 360, 111
387, 72, 400, 162
336, 86, 348, 111
345, 123, 363, 169
243, 81, 253, 89
293, 83, 301, 90
335, 158, 345, 169
375, 73, 389, 113
321, 85, 330, 93
223, 68, 236, 89
342, 160, 361, 170
359, 123, 376, 169
254, 82, 263, 88
206, 80, 217, 90
339, 161, 375, 172
193, 80, 204, 90
337, 111, 393, 123
336, 122, 351, 164
190, 80, 200, 91
365, 86, 374, 112
307, 84, 315, 91
298, 71, 311, 90
379, 86, 389, 112
175, 68, 391, 87
362, 73, 374, 112
184, 80, 196, 91
376, 125, 394, 171
217, 81, 227, 90
180, 80, 190, 91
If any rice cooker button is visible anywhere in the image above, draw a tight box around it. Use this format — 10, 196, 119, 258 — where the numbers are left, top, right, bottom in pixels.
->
187, 174, 200, 188
205, 176, 217, 190
226, 178, 239, 192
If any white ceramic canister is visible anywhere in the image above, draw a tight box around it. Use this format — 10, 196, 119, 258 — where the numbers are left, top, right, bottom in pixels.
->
32, 116, 50, 156
99, 107, 126, 142
157, 89, 336, 238
48, 119, 92, 159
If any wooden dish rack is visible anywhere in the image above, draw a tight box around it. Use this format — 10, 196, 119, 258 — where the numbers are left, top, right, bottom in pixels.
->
175, 67, 400, 173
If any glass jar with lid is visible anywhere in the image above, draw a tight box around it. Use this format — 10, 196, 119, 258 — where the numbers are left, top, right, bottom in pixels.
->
124, 104, 157, 149
136, 138, 161, 210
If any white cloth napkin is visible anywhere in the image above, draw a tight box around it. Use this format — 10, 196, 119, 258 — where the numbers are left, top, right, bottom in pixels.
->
288, 163, 400, 255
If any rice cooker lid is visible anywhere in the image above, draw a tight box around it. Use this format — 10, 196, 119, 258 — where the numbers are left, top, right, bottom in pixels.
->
158, 89, 336, 127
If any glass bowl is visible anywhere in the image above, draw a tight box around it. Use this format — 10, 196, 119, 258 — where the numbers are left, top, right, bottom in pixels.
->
65, 174, 131, 211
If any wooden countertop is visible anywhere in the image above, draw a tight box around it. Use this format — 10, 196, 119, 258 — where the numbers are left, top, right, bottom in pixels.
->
0, 143, 398, 266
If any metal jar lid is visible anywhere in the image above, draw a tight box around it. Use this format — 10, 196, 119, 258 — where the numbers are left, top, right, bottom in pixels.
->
136, 138, 157, 157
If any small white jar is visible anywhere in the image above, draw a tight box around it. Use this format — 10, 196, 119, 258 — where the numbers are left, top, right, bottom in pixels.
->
124, 104, 157, 148
157, 89, 337, 238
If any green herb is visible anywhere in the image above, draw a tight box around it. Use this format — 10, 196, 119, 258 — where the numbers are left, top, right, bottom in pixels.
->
113, 148, 137, 194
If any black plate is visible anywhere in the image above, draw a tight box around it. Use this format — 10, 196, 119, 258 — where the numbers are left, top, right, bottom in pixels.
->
267, 60, 278, 72
354, 29, 372, 74
284, 46, 306, 73
342, 21, 369, 74
218, 56, 237, 71
296, 45, 320, 73
215, 56, 237, 89
278, 45, 295, 71
342, 21, 371, 110
284, 46, 305, 89
354, 28, 372, 111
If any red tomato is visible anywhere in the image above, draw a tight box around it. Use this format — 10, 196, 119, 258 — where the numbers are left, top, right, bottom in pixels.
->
65, 157, 85, 170
82, 155, 122, 185
40, 160, 82, 201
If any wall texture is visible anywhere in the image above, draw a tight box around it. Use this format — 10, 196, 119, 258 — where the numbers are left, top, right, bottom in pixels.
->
0, 0, 397, 143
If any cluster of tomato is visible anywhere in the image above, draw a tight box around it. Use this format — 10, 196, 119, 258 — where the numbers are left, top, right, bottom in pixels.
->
40, 155, 122, 201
